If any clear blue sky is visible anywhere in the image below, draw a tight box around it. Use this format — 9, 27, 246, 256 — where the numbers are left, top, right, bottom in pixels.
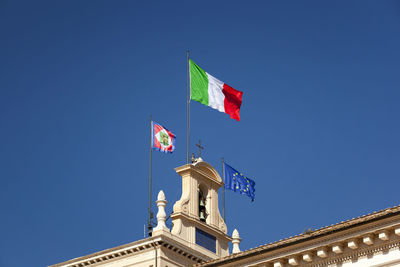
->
1, 1, 400, 266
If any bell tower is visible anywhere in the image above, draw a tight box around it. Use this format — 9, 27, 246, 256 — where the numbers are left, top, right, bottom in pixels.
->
171, 158, 231, 258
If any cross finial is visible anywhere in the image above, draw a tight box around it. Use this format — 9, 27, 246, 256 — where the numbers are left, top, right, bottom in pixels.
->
196, 140, 204, 157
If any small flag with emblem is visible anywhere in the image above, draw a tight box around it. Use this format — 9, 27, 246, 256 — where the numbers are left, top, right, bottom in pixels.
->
224, 162, 255, 201
151, 121, 176, 153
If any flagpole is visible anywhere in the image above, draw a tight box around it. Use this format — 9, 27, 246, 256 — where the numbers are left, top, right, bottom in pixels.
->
148, 115, 152, 236
222, 157, 226, 222
186, 50, 190, 164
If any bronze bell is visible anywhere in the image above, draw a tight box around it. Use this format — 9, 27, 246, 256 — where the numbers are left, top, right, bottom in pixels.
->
199, 210, 206, 221
199, 198, 206, 207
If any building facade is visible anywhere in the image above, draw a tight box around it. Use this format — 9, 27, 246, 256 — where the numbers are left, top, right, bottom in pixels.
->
51, 159, 400, 267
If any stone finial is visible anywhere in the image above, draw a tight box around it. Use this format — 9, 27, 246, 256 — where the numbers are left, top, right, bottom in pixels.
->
157, 190, 165, 201
232, 229, 241, 254
153, 190, 169, 232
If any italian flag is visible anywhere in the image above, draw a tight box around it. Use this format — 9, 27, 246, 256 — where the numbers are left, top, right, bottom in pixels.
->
189, 59, 243, 121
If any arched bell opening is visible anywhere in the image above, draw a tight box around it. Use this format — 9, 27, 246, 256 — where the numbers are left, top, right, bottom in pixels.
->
198, 185, 208, 223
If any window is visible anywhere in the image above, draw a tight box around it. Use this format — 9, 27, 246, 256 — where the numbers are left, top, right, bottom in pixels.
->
195, 228, 216, 253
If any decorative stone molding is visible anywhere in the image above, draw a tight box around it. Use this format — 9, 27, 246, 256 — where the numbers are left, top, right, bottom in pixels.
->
332, 244, 342, 254
197, 224, 400, 267
308, 240, 400, 267
347, 239, 358, 249
196, 204, 400, 267
171, 218, 182, 235
288, 256, 299, 265
219, 215, 227, 233
303, 253, 313, 262
242, 235, 400, 267
172, 189, 190, 215
378, 230, 389, 240
317, 248, 327, 258
50, 237, 206, 267
395, 227, 400, 236
363, 234, 374, 245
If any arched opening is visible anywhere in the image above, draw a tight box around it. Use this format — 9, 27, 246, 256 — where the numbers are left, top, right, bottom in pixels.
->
198, 189, 207, 222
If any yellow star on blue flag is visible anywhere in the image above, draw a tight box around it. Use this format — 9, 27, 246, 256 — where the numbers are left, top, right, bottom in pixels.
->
224, 162, 255, 201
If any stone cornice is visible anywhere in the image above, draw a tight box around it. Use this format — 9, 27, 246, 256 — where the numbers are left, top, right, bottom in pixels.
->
200, 225, 400, 267
251, 215, 400, 263
197, 204, 400, 266
49, 234, 209, 267
308, 239, 400, 267
49, 237, 162, 267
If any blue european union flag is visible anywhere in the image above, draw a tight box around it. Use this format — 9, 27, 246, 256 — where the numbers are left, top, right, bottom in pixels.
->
224, 162, 256, 201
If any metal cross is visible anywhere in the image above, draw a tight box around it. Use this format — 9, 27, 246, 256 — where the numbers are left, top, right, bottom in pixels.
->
196, 140, 204, 157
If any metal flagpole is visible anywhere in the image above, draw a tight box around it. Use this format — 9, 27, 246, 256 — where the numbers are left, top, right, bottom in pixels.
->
186, 50, 190, 164
222, 157, 226, 222
148, 115, 153, 236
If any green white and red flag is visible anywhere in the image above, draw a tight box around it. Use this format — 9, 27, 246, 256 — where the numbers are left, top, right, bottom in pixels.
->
189, 59, 243, 121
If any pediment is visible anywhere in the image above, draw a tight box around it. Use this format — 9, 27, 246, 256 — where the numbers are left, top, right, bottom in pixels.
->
193, 161, 222, 183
